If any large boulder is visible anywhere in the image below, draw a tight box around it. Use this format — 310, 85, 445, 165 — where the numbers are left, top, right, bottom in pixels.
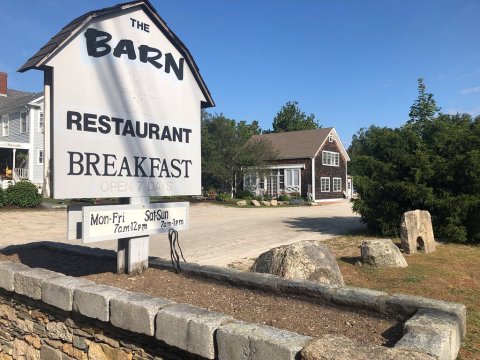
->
400, 210, 436, 254
250, 241, 344, 286
360, 239, 408, 268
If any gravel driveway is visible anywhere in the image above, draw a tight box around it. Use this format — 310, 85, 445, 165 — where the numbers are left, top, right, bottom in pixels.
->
0, 200, 364, 266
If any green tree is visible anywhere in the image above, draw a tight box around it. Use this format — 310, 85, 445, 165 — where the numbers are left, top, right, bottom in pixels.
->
407, 78, 440, 130
271, 101, 319, 133
349, 78, 480, 243
350, 113, 480, 243
201, 111, 277, 194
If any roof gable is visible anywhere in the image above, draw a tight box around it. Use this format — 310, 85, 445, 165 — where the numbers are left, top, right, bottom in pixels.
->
18, 0, 214, 108
252, 128, 350, 161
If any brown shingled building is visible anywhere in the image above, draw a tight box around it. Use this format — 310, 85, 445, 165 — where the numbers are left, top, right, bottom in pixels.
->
244, 128, 351, 201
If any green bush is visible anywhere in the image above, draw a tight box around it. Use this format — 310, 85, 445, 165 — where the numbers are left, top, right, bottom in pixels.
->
72, 198, 97, 204
350, 114, 480, 243
277, 193, 290, 201
290, 192, 301, 200
236, 190, 254, 200
5, 181, 42, 208
205, 188, 217, 200
216, 193, 231, 201
0, 188, 5, 206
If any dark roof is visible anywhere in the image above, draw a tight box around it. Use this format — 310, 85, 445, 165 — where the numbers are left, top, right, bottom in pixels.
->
0, 89, 44, 113
251, 128, 341, 159
18, 0, 214, 108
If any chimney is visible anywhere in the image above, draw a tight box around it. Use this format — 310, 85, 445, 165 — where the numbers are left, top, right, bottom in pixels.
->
0, 72, 7, 96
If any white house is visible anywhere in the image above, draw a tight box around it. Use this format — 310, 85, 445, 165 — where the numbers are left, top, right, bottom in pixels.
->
0, 72, 44, 189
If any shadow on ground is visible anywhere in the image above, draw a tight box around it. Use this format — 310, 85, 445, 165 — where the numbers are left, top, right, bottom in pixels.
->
283, 216, 366, 236
0, 242, 117, 276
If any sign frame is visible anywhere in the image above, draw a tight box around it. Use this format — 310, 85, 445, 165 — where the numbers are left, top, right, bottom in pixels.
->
80, 201, 189, 243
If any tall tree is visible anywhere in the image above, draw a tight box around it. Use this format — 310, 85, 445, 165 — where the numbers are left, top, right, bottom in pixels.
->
271, 101, 319, 133
201, 111, 277, 194
407, 78, 440, 126
349, 112, 480, 243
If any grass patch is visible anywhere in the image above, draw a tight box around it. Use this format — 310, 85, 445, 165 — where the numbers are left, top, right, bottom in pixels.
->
325, 236, 480, 359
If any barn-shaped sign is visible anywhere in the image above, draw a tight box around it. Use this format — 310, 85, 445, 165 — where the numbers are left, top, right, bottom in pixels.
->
19, 0, 214, 199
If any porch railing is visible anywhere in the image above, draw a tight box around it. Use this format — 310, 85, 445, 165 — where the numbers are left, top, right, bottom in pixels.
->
13, 168, 29, 182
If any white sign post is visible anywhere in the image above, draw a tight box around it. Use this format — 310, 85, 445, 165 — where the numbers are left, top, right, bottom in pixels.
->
20, 1, 214, 274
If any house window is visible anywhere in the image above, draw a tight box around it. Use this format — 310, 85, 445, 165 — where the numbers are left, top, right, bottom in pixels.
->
328, 134, 334, 142
285, 169, 300, 187
2, 115, 9, 137
37, 150, 44, 165
322, 151, 339, 166
39, 112, 44, 132
333, 177, 342, 192
244, 173, 257, 192
321, 177, 330, 192
20, 112, 29, 133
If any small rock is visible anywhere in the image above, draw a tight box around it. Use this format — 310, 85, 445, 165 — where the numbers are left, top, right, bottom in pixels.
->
236, 200, 247, 206
361, 239, 408, 268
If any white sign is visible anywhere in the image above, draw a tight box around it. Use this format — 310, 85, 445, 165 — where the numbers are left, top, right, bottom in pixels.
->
82, 202, 189, 243
45, 8, 208, 198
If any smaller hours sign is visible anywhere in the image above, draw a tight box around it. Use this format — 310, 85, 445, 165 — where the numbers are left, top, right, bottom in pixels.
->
82, 202, 189, 243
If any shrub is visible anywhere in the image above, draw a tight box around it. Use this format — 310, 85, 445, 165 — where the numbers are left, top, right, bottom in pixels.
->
277, 193, 291, 202
205, 188, 217, 200
216, 193, 231, 201
5, 181, 42, 208
72, 198, 97, 204
236, 190, 254, 200
290, 192, 301, 200
0, 188, 5, 206
350, 114, 480, 243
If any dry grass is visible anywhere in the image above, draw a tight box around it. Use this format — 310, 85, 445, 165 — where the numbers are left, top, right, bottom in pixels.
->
322, 236, 480, 360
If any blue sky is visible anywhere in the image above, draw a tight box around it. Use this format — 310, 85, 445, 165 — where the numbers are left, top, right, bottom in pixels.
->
1, 0, 480, 146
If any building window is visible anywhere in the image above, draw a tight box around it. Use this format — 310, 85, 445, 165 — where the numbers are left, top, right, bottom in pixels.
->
328, 134, 334, 142
285, 169, 300, 187
322, 151, 339, 166
321, 177, 330, 192
20, 112, 29, 133
2, 115, 9, 136
37, 150, 44, 165
333, 177, 342, 192
39, 112, 44, 132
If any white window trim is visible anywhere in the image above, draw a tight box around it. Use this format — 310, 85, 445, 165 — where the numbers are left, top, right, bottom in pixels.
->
333, 177, 342, 192
321, 177, 330, 192
328, 134, 334, 142
2, 115, 9, 137
263, 164, 305, 170
20, 112, 29, 133
38, 111, 44, 132
322, 150, 339, 167
284, 169, 300, 187
37, 150, 44, 165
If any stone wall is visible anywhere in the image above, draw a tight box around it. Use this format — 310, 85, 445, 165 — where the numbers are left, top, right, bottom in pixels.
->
0, 251, 467, 360
0, 289, 194, 360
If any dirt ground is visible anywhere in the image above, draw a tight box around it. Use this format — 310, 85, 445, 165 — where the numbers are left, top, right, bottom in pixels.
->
0, 247, 402, 347
0, 200, 363, 266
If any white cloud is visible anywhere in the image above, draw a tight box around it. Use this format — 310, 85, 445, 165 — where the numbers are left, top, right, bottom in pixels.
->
461, 86, 480, 94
